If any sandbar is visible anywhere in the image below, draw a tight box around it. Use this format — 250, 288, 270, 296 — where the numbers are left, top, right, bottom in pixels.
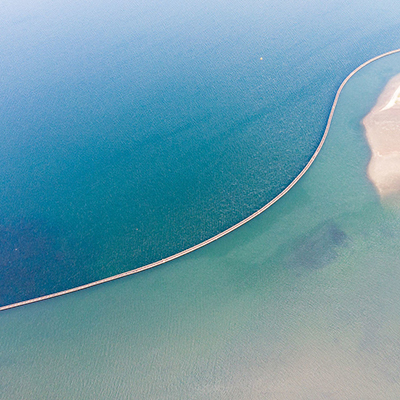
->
363, 73, 400, 198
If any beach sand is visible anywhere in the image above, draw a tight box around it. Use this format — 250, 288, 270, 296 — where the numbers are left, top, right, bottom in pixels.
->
363, 73, 400, 198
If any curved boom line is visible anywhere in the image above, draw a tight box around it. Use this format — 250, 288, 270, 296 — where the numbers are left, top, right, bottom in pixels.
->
2, 48, 400, 312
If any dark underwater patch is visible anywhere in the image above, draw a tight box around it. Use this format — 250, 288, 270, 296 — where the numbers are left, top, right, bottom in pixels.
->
284, 221, 348, 271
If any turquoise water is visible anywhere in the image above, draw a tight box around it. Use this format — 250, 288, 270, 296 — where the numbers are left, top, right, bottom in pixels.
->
1, 50, 400, 398
1, 0, 400, 304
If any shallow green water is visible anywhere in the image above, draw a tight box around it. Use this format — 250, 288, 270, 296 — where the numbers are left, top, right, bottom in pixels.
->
1, 51, 400, 399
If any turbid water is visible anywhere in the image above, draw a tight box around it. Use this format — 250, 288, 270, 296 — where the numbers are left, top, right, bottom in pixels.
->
1, 48, 400, 399
1, 0, 400, 305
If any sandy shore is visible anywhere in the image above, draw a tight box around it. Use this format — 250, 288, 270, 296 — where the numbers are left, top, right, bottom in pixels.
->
363, 73, 400, 198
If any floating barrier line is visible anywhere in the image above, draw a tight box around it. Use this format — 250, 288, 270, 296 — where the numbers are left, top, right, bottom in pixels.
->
2, 48, 400, 312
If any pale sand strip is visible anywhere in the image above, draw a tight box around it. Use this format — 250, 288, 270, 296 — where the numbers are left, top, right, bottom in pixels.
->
1, 48, 400, 312
363, 73, 400, 197
380, 81, 400, 111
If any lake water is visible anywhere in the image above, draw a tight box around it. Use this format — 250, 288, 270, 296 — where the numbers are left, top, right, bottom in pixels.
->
1, 49, 400, 400
1, 1, 400, 398
1, 0, 400, 305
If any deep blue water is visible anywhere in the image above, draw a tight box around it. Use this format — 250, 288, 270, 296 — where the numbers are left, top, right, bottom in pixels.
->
1, 0, 400, 305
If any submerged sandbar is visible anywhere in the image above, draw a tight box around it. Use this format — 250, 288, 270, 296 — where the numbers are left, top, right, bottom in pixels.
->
363, 73, 400, 198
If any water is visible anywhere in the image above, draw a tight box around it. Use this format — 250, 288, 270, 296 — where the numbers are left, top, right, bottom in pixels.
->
1, 0, 400, 304
1, 44, 400, 399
